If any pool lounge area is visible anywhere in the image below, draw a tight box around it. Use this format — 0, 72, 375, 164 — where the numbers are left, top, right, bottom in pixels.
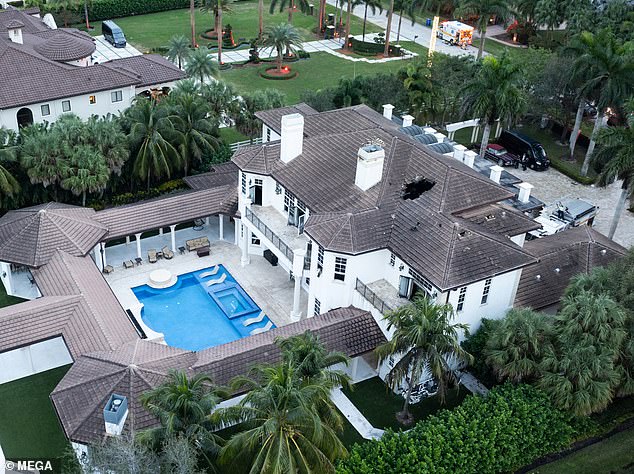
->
133, 265, 276, 351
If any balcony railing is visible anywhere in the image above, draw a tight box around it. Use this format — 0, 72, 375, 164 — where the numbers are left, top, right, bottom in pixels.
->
230, 137, 263, 152
355, 278, 392, 315
245, 207, 294, 261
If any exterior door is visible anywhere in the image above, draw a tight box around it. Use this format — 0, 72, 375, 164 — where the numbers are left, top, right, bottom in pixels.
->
298, 214, 305, 235
398, 276, 412, 298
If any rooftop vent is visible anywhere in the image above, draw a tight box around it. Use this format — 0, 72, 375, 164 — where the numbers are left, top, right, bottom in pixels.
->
355, 143, 385, 191
401, 176, 435, 200
485, 214, 496, 221
103, 394, 128, 436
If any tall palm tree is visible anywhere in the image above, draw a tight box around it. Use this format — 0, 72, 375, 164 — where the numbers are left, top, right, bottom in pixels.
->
168, 92, 219, 176
201, 80, 240, 120
84, 116, 129, 176
190, 0, 197, 47
375, 294, 472, 424
216, 362, 347, 474
383, 0, 395, 56
125, 99, 182, 190
167, 35, 191, 70
20, 123, 67, 200
461, 54, 526, 159
138, 370, 224, 459
263, 23, 303, 73
593, 99, 634, 239
394, 0, 415, 43
455, 0, 510, 59
60, 146, 109, 206
0, 128, 20, 198
185, 48, 219, 84
269, 0, 310, 23
343, 0, 360, 50
361, 0, 383, 41
566, 31, 634, 176
485, 308, 554, 383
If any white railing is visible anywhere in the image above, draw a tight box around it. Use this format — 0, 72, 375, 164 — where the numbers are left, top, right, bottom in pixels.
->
230, 137, 263, 152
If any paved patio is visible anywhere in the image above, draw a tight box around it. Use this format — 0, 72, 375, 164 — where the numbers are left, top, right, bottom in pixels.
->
92, 35, 143, 63
105, 239, 309, 335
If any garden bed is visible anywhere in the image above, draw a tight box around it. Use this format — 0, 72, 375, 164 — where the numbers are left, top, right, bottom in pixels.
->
260, 66, 298, 80
342, 377, 468, 431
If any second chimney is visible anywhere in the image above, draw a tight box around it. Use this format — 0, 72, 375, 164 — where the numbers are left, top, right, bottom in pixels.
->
489, 165, 504, 184
382, 104, 394, 120
355, 144, 385, 191
402, 114, 414, 127
517, 182, 534, 203
280, 113, 304, 163
463, 150, 477, 168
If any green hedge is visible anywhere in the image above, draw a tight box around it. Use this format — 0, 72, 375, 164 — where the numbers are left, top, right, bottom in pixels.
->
349, 38, 402, 56
259, 67, 299, 80
337, 384, 578, 474
88, 0, 190, 21
550, 158, 595, 185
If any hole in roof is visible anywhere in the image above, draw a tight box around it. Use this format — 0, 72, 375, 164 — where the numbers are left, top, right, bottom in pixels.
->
401, 176, 435, 200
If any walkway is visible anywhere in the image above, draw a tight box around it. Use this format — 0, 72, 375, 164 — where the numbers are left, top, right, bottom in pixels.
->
458, 371, 489, 396
220, 34, 419, 64
331, 388, 385, 440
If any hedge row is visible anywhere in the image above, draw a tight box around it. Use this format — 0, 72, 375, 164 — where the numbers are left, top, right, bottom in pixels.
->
88, 179, 187, 210
549, 158, 596, 185
337, 384, 579, 474
88, 0, 190, 21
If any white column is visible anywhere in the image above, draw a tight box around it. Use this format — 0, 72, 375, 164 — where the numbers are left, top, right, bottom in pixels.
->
218, 214, 224, 240
234, 218, 240, 245
471, 126, 479, 143
291, 248, 307, 321
240, 223, 250, 267
205, 216, 210, 226
125, 236, 130, 245
170, 224, 177, 252
158, 227, 163, 236
135, 233, 142, 259
100, 242, 107, 268
489, 165, 504, 184
350, 356, 359, 382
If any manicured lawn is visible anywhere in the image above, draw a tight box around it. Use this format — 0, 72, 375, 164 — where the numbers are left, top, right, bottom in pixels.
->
529, 428, 634, 474
0, 281, 25, 308
0, 365, 72, 465
219, 126, 249, 144
342, 377, 468, 432
337, 409, 367, 448
221, 51, 413, 104
472, 36, 516, 57
84, 1, 380, 51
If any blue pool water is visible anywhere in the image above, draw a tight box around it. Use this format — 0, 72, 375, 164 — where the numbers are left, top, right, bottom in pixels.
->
132, 265, 275, 351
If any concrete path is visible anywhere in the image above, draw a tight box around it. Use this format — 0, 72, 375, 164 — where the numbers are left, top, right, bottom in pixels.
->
92, 35, 142, 63
331, 388, 385, 440
458, 371, 489, 396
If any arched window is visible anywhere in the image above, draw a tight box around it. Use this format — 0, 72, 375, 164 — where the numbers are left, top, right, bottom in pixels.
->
16, 108, 34, 128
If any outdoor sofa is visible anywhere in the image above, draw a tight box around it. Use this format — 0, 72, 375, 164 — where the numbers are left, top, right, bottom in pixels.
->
186, 237, 210, 252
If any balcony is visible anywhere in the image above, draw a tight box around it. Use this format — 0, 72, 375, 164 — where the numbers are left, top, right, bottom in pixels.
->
245, 206, 309, 264
355, 278, 410, 314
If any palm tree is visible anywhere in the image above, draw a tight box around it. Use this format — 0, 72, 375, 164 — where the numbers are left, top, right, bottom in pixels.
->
360, 0, 383, 41
375, 294, 472, 424
383, 0, 395, 56
190, 0, 197, 47
60, 146, 109, 206
343, 0, 360, 50
47, 0, 80, 27
125, 99, 182, 190
484, 308, 554, 383
263, 23, 303, 73
566, 30, 634, 176
259, 0, 264, 38
277, 331, 351, 387
84, 115, 129, 175
269, 0, 310, 23
185, 48, 219, 84
138, 370, 224, 458
168, 92, 219, 176
461, 54, 526, 160
394, 0, 415, 43
20, 123, 67, 200
0, 128, 20, 198
455, 0, 510, 59
167, 35, 191, 70
201, 80, 240, 120
216, 362, 347, 474
593, 99, 634, 239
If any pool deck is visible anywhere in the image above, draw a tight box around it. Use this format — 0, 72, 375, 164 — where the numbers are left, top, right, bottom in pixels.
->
106, 240, 308, 337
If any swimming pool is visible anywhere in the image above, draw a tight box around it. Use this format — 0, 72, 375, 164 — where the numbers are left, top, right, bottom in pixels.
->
132, 265, 275, 351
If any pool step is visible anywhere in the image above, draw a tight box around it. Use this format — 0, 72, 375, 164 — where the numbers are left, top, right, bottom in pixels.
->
199, 266, 220, 278
250, 320, 273, 336
205, 273, 227, 287
243, 311, 266, 327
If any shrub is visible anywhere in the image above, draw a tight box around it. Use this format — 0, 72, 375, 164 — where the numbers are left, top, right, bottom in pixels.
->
297, 50, 310, 59
259, 68, 298, 80
549, 158, 595, 185
86, 0, 190, 21
338, 384, 578, 474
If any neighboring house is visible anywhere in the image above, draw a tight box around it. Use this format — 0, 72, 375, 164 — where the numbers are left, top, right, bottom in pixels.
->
0, 7, 184, 131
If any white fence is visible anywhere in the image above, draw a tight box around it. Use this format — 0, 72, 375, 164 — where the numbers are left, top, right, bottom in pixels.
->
229, 137, 263, 152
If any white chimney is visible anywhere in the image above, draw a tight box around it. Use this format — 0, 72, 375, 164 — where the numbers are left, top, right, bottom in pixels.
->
453, 144, 466, 163
355, 144, 385, 191
382, 104, 394, 120
402, 114, 414, 127
433, 132, 446, 143
7, 21, 24, 44
104, 394, 128, 436
463, 150, 477, 168
517, 182, 534, 203
489, 165, 504, 184
280, 113, 304, 163
423, 127, 437, 134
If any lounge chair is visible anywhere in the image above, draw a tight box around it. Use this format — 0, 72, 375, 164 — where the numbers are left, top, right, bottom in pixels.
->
206, 273, 226, 287
162, 246, 174, 260
123, 260, 134, 269
199, 266, 220, 278
148, 249, 157, 263
250, 320, 273, 336
243, 311, 265, 327
103, 265, 114, 274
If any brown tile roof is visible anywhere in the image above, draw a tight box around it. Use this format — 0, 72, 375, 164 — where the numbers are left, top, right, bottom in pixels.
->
33, 29, 95, 62
105, 55, 186, 87
95, 186, 238, 240
0, 203, 107, 267
514, 226, 627, 310
248, 105, 532, 290
455, 204, 541, 237
4, 19, 24, 29
0, 9, 46, 33
0, 251, 139, 359
183, 162, 239, 190
50, 307, 383, 444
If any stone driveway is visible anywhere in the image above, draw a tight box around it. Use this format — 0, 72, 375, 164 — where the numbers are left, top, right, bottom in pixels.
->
512, 167, 633, 249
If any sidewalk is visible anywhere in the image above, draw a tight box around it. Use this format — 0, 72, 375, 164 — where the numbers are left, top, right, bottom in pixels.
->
331, 388, 385, 440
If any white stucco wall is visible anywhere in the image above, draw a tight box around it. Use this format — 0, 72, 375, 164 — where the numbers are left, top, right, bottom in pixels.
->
0, 336, 73, 384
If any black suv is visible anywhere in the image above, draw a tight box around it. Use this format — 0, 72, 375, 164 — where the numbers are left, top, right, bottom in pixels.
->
498, 130, 550, 171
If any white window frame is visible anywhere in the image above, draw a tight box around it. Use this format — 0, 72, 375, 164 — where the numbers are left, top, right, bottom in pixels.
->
389, 253, 396, 267
111, 90, 123, 103
481, 278, 492, 305
317, 246, 324, 270
456, 287, 467, 312
251, 233, 260, 246
334, 257, 347, 281
61, 100, 71, 112
241, 172, 247, 195
89, 95, 96, 105
314, 298, 321, 316
40, 104, 50, 116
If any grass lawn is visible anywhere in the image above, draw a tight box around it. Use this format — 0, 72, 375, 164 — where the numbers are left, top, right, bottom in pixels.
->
219, 126, 249, 144
84, 1, 380, 51
342, 377, 468, 432
221, 51, 414, 104
472, 37, 517, 57
0, 281, 25, 308
529, 428, 634, 474
0, 365, 72, 467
